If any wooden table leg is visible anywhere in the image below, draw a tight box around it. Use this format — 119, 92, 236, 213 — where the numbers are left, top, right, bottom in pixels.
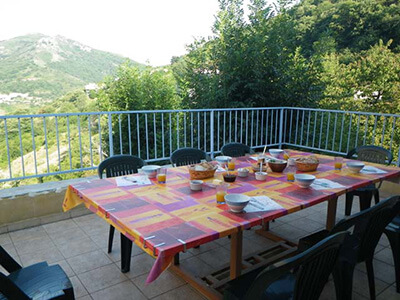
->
230, 230, 243, 279
326, 197, 338, 231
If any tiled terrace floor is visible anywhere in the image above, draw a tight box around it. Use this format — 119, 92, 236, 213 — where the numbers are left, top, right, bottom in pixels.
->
1, 195, 399, 300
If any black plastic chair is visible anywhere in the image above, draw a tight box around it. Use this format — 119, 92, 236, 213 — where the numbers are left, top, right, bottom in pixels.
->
298, 195, 400, 300
0, 246, 74, 299
224, 231, 348, 300
220, 143, 254, 158
98, 155, 146, 254
345, 145, 393, 216
170, 147, 209, 167
384, 213, 400, 293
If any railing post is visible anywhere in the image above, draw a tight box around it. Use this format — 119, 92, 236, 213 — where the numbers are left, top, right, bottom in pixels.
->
210, 110, 214, 159
278, 108, 284, 148
108, 113, 114, 157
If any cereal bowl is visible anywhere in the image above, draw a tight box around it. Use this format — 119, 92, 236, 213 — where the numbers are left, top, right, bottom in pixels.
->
225, 194, 250, 213
294, 174, 316, 188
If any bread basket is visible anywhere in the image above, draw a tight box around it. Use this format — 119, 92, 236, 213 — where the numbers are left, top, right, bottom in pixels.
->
188, 164, 217, 179
295, 156, 319, 172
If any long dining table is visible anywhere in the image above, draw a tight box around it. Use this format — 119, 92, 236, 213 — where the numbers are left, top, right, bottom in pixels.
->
63, 150, 400, 299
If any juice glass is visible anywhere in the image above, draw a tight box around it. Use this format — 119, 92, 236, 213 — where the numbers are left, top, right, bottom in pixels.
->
283, 150, 290, 160
227, 159, 235, 171
157, 167, 167, 183
216, 183, 229, 204
334, 157, 343, 170
286, 165, 295, 182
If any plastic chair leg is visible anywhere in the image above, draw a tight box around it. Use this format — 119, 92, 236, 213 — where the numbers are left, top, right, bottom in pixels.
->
366, 259, 376, 300
374, 189, 380, 205
120, 233, 132, 273
345, 193, 353, 216
333, 261, 355, 300
359, 192, 373, 211
385, 229, 400, 293
108, 225, 115, 253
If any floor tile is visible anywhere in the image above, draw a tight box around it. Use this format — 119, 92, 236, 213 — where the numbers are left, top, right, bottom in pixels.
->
57, 236, 99, 259
270, 223, 309, 242
152, 284, 206, 300
14, 236, 55, 255
70, 275, 89, 298
91, 281, 146, 300
375, 247, 394, 266
179, 256, 215, 278
77, 296, 92, 300
51, 260, 75, 277
67, 249, 113, 274
287, 217, 325, 233
377, 284, 400, 300
43, 219, 78, 234
352, 269, 389, 298
9, 226, 48, 243
123, 253, 156, 279
0, 233, 12, 245
48, 227, 88, 245
132, 270, 185, 298
78, 264, 127, 294
356, 259, 396, 284
19, 245, 64, 266
198, 247, 231, 269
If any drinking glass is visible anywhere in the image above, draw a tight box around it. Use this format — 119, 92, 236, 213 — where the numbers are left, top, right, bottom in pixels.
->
227, 158, 235, 171
286, 165, 296, 182
334, 157, 343, 170
216, 183, 229, 204
157, 167, 167, 183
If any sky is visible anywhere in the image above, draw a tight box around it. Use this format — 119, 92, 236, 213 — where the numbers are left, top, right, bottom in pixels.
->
0, 0, 221, 66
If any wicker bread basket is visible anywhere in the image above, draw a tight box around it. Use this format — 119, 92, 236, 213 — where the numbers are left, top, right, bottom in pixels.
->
295, 161, 319, 172
188, 165, 217, 179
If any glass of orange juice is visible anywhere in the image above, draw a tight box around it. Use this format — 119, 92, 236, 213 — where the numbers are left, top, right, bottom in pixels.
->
283, 150, 290, 160
334, 157, 343, 170
216, 183, 229, 204
227, 159, 235, 171
286, 165, 295, 182
157, 167, 167, 183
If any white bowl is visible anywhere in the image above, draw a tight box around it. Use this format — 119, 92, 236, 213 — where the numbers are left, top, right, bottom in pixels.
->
190, 180, 203, 191
255, 171, 268, 181
141, 165, 161, 178
295, 174, 316, 188
215, 156, 232, 164
269, 149, 284, 158
347, 161, 365, 173
237, 168, 250, 178
225, 194, 250, 213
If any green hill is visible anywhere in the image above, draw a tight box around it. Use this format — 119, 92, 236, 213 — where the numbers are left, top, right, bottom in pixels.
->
0, 33, 141, 106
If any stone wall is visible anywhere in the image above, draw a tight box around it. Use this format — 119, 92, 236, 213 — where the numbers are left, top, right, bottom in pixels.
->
0, 177, 95, 233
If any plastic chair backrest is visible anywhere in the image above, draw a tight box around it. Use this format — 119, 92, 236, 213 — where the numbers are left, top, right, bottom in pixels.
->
244, 232, 348, 300
346, 145, 393, 165
221, 143, 252, 157
97, 155, 145, 179
331, 195, 400, 261
170, 148, 207, 167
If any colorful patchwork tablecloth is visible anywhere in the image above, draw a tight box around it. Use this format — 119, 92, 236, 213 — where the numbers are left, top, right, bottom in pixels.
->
62, 150, 400, 283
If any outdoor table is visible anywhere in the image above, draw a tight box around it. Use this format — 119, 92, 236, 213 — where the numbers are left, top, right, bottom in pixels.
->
62, 150, 400, 299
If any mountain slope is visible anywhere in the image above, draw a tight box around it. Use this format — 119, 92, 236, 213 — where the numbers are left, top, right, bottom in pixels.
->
0, 33, 141, 103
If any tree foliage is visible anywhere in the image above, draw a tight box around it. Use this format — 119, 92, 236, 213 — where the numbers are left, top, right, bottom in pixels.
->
172, 0, 400, 112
